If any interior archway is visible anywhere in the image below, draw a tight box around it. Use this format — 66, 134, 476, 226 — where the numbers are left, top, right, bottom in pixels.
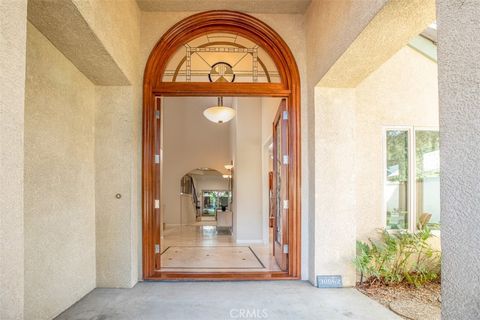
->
143, 11, 301, 280
180, 168, 230, 223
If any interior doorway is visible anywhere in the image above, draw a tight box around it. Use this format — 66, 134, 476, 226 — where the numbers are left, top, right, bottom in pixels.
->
157, 96, 285, 274
142, 11, 301, 280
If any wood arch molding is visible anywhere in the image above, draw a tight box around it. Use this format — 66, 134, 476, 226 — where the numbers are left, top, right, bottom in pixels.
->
143, 10, 301, 280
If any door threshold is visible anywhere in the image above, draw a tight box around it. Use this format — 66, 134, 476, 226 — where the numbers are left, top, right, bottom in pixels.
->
145, 271, 298, 281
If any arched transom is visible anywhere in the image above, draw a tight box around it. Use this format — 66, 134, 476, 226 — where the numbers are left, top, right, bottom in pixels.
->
162, 33, 280, 83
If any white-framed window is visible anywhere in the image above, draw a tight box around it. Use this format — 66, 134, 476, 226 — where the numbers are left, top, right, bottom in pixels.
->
383, 126, 440, 232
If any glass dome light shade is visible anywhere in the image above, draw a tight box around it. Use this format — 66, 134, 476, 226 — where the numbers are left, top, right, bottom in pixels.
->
203, 106, 236, 124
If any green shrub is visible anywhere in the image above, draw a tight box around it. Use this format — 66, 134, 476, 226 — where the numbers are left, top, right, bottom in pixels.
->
354, 228, 441, 287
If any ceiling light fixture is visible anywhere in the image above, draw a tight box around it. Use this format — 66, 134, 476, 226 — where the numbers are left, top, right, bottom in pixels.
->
203, 97, 236, 124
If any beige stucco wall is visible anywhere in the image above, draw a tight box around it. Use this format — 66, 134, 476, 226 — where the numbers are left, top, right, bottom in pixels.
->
437, 1, 480, 318
3, 1, 143, 316
355, 46, 439, 241
0, 1, 27, 318
308, 0, 437, 286
27, 0, 143, 287
313, 46, 438, 286
0, 2, 476, 317
314, 87, 357, 287
27, 0, 129, 86
317, 0, 435, 88
66, 0, 143, 286
79, 0, 143, 286
304, 0, 387, 283
24, 23, 96, 319
95, 86, 139, 288
72, 0, 141, 83
305, 0, 387, 87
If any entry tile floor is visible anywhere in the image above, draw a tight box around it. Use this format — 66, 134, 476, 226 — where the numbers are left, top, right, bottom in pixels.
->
160, 224, 280, 272
161, 246, 264, 269
55, 281, 401, 320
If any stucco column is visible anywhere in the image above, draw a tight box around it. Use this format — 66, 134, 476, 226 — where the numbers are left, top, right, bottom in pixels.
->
0, 0, 27, 318
437, 0, 480, 318
313, 87, 357, 287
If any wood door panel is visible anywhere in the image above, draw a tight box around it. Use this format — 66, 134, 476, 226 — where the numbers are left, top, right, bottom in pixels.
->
273, 99, 288, 271
154, 97, 162, 269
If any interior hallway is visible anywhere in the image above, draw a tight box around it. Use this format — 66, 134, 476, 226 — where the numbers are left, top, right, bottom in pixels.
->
160, 223, 280, 272
55, 281, 401, 320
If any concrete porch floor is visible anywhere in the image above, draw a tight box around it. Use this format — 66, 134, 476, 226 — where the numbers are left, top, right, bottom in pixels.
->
55, 281, 401, 320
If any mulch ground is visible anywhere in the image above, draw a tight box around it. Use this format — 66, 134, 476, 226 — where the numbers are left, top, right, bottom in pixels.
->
356, 281, 441, 320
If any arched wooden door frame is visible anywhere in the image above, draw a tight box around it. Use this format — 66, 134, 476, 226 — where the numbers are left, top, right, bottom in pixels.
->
143, 10, 301, 280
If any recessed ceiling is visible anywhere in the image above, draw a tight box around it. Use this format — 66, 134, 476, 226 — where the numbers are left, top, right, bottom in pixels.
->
136, 0, 312, 14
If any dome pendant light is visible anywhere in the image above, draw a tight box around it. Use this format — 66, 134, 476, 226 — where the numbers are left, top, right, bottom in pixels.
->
203, 97, 236, 124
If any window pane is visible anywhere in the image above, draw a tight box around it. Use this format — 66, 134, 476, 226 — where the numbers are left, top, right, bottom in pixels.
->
202, 190, 231, 215
415, 130, 440, 229
385, 130, 409, 230
162, 33, 280, 83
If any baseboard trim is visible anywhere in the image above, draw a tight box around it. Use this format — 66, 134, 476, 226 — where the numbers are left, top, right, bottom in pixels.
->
236, 239, 264, 244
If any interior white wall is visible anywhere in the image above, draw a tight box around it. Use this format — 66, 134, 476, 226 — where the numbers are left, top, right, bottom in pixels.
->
24, 23, 96, 319
180, 194, 196, 225
193, 175, 229, 193
162, 97, 231, 225
230, 97, 263, 243
261, 98, 280, 144
230, 107, 238, 233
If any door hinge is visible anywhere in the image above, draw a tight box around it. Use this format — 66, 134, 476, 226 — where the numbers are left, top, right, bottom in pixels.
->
283, 155, 289, 165
155, 110, 160, 119
283, 244, 289, 254
155, 199, 160, 209
283, 199, 289, 210
155, 244, 160, 254
155, 154, 160, 164
282, 110, 288, 120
